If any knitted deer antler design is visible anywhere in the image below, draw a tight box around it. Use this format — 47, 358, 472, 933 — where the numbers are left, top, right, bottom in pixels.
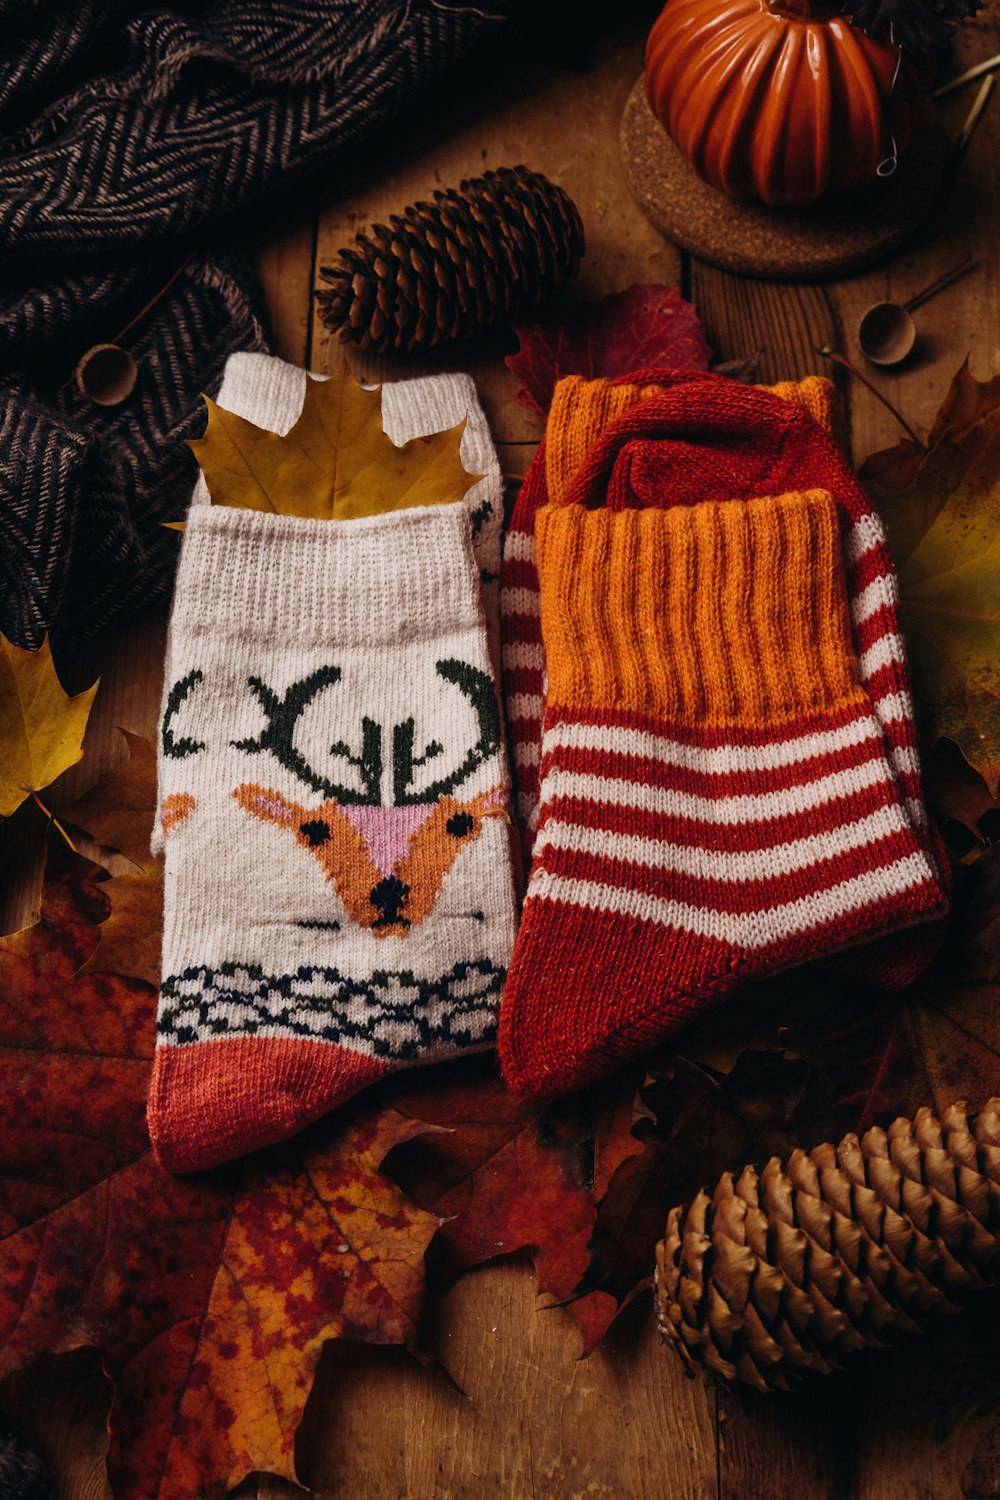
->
233, 657, 507, 934
233, 658, 501, 806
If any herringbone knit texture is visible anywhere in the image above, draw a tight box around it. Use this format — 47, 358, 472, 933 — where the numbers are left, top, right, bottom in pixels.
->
149, 501, 517, 1173
0, 4, 517, 289
0, 2, 516, 650
0, 252, 268, 652
498, 488, 947, 1101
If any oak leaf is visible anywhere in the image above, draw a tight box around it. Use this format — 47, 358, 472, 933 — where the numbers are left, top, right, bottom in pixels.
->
0, 633, 98, 819
860, 359, 1000, 791
382, 1056, 644, 1354
507, 283, 712, 416
188, 369, 480, 520
0, 840, 445, 1500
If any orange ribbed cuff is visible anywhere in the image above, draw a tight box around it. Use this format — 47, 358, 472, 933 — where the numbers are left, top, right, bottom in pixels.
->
536, 488, 864, 727
546, 376, 662, 501
544, 374, 836, 504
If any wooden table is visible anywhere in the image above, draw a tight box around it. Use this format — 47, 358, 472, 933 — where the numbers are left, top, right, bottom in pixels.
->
3, 12, 1000, 1497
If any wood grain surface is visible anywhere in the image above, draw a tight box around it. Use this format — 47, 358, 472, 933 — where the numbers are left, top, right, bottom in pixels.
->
3, 11, 1000, 1497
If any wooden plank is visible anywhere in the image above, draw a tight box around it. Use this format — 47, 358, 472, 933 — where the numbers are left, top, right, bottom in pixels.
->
0, 1348, 111, 1500
852, 1297, 1000, 1500
718, 1377, 862, 1500
689, 270, 840, 388
309, 21, 683, 447
251, 194, 319, 369
293, 1257, 718, 1500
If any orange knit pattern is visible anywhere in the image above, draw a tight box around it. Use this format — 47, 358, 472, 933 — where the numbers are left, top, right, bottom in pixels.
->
499, 475, 946, 1099
536, 489, 864, 725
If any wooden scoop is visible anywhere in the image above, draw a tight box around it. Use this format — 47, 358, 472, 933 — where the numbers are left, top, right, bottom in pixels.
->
857, 253, 978, 367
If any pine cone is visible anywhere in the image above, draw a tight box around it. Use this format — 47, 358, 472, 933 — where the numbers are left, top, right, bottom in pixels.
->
316, 166, 584, 356
656, 1100, 1000, 1392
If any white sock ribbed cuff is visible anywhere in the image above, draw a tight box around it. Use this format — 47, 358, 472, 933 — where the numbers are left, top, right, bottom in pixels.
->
171, 501, 482, 647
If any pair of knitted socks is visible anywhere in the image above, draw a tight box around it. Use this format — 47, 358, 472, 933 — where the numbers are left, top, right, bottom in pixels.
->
498, 371, 948, 1098
149, 358, 947, 1172
148, 358, 517, 1172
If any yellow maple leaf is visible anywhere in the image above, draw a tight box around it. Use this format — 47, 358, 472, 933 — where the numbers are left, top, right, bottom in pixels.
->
0, 634, 99, 819
186, 369, 481, 521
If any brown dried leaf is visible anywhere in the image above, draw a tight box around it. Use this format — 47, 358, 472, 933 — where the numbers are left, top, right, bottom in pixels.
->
64, 732, 163, 986
860, 359, 1000, 791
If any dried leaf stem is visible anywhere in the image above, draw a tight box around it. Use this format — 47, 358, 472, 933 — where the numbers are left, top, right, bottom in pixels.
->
814, 344, 925, 448
31, 793, 78, 852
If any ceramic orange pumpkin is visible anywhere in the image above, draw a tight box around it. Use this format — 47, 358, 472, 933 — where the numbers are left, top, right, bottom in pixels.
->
645, 0, 926, 207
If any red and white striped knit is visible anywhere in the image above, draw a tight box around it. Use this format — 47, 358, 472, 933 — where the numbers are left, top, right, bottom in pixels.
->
499, 373, 947, 989
498, 488, 948, 1101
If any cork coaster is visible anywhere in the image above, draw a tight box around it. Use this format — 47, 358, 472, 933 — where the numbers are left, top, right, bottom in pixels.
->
620, 78, 949, 282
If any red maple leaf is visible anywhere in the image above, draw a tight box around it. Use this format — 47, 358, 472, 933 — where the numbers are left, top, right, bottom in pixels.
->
0, 840, 443, 1500
507, 283, 713, 415
382, 1056, 644, 1354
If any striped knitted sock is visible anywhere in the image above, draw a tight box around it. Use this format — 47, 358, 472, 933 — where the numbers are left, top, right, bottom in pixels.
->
501, 371, 835, 854
498, 489, 947, 1100
558, 384, 949, 990
501, 371, 946, 990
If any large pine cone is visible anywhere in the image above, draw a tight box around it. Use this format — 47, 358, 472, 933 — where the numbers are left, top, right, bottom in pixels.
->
656, 1101, 1000, 1392
316, 166, 584, 356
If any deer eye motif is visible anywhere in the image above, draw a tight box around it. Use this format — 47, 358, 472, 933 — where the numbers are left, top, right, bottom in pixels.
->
233, 785, 507, 936
231, 659, 507, 935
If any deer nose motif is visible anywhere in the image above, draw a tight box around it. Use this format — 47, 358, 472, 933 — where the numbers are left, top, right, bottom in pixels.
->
369, 875, 411, 928
234, 782, 507, 936
341, 806, 437, 930
340, 804, 437, 877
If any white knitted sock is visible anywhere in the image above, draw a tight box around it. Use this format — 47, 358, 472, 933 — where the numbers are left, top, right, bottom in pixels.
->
153, 358, 505, 862
148, 499, 517, 1173
189, 353, 504, 656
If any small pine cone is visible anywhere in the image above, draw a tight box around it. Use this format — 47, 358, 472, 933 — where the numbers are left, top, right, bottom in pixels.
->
316, 166, 584, 356
656, 1100, 1000, 1393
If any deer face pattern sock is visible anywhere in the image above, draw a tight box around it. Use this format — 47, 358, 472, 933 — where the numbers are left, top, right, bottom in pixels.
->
152, 360, 506, 864
501, 371, 835, 854
148, 500, 517, 1172
498, 488, 947, 1101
